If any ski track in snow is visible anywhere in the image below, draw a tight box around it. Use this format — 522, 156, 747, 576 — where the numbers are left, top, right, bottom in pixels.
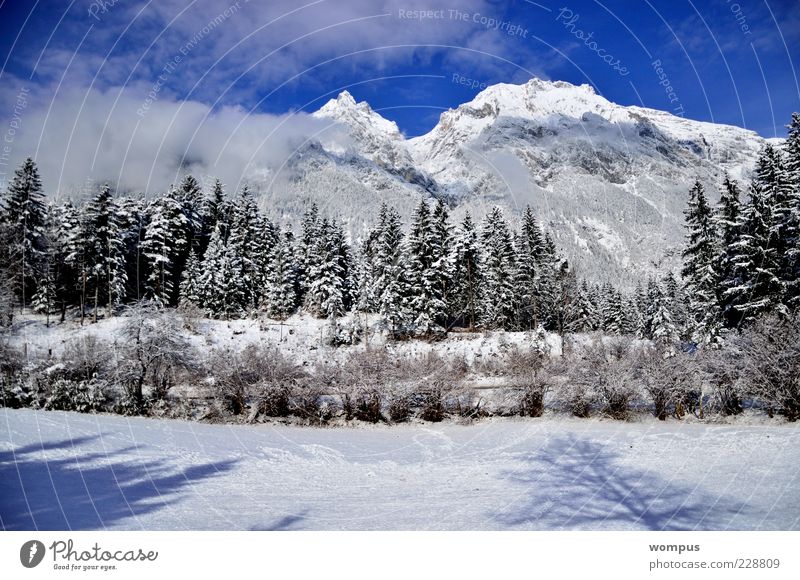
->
1, 408, 798, 531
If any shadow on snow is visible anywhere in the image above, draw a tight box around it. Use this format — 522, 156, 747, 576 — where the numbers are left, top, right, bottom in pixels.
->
0, 435, 237, 530
493, 435, 751, 530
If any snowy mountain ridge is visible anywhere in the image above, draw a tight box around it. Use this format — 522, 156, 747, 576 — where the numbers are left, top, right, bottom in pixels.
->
264, 77, 772, 284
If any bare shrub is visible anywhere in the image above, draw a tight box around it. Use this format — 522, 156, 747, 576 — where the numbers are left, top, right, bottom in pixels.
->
504, 343, 551, 418
735, 316, 800, 421
402, 352, 468, 422
60, 335, 110, 382
116, 302, 196, 412
636, 346, 699, 420
697, 346, 743, 416
566, 338, 638, 420
338, 349, 397, 423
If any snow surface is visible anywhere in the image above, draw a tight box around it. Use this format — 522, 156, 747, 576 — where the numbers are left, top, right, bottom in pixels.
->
2, 408, 798, 531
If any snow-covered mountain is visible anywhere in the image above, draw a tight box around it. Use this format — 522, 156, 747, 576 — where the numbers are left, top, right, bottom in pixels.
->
260, 78, 770, 284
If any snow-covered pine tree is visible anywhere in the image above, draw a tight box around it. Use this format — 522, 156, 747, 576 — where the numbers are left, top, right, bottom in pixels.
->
567, 279, 598, 333
431, 199, 452, 324
714, 174, 744, 328
373, 205, 407, 336
227, 186, 263, 312
480, 207, 516, 330
757, 144, 795, 309
650, 282, 680, 346
783, 113, 800, 308
600, 285, 624, 335
264, 229, 298, 319
197, 223, 245, 319
662, 270, 687, 338
141, 188, 187, 306
724, 150, 787, 324
1, 158, 47, 308
406, 199, 447, 336
203, 179, 228, 248
296, 203, 320, 304
536, 232, 560, 330
31, 205, 58, 325
179, 248, 203, 309
513, 207, 540, 330
681, 179, 722, 344
83, 185, 128, 320
448, 212, 482, 330
305, 218, 346, 320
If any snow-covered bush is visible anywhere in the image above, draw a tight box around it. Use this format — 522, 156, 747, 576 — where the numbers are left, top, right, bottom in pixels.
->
735, 316, 800, 421
563, 338, 638, 419
697, 346, 743, 416
60, 334, 110, 382
636, 346, 699, 420
44, 378, 107, 413
116, 302, 196, 410
504, 343, 551, 417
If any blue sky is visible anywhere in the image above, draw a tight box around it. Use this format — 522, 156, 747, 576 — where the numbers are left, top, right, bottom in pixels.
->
1, 0, 799, 193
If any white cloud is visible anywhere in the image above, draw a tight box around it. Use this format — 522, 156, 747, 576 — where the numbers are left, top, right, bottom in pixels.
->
1, 84, 338, 199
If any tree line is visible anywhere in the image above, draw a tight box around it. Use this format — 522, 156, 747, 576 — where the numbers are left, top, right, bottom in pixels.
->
1, 112, 799, 344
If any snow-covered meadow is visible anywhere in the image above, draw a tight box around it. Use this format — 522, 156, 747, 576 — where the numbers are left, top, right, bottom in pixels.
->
1, 408, 798, 531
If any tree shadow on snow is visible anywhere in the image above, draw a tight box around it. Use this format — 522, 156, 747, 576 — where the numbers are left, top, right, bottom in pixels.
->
493, 435, 752, 530
0, 435, 237, 530
250, 509, 310, 531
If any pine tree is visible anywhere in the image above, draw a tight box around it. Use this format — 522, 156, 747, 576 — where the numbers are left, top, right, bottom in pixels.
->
83, 185, 128, 320
430, 199, 452, 323
724, 150, 787, 324
305, 219, 346, 320
480, 207, 516, 330
681, 180, 721, 343
568, 279, 598, 332
406, 199, 447, 336
514, 207, 541, 330
264, 229, 298, 319
198, 223, 245, 319
373, 205, 407, 336
714, 174, 744, 328
1, 158, 47, 308
179, 249, 203, 308
600, 285, 624, 335
227, 186, 263, 312
142, 189, 187, 306
297, 203, 320, 304
784, 113, 800, 308
449, 212, 482, 329
650, 283, 679, 346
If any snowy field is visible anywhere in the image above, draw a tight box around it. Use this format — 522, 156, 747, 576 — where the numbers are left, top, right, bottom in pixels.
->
1, 408, 798, 531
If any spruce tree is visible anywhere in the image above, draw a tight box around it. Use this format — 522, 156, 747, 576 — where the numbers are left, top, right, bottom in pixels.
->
681, 180, 721, 343
480, 207, 516, 330
373, 205, 407, 336
264, 229, 298, 319
449, 212, 482, 330
83, 185, 128, 320
179, 249, 203, 308
142, 189, 187, 306
1, 158, 47, 308
406, 199, 446, 336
